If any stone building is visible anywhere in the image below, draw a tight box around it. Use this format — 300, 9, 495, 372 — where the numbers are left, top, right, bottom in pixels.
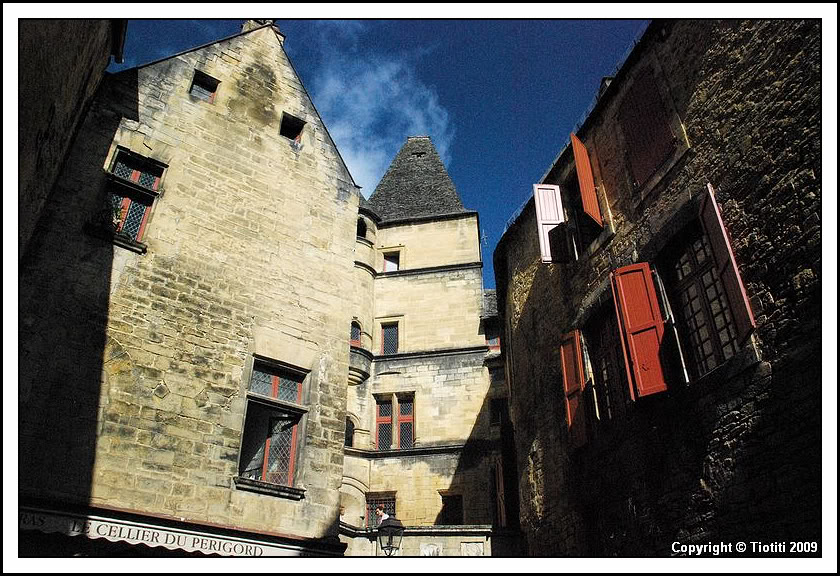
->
338, 137, 519, 556
493, 20, 821, 555
19, 20, 357, 556
18, 19, 126, 262
18, 20, 518, 557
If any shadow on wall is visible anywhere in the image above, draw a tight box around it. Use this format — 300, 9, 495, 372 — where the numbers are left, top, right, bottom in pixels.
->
428, 350, 523, 557
18, 69, 140, 551
499, 19, 822, 557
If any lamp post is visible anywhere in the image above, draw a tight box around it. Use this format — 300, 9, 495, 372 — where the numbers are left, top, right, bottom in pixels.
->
377, 517, 405, 556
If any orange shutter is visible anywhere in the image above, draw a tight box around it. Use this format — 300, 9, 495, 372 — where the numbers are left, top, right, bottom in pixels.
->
611, 263, 668, 399
700, 184, 756, 344
560, 331, 587, 449
533, 184, 565, 263
570, 133, 603, 227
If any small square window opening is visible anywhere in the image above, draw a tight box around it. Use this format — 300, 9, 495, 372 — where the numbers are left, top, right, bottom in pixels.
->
190, 70, 220, 103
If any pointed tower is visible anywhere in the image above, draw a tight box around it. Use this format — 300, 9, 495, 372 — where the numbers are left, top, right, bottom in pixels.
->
366, 136, 465, 221
341, 138, 515, 556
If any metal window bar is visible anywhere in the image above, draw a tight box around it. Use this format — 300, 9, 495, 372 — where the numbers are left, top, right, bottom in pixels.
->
264, 415, 296, 486
366, 497, 396, 528
382, 324, 398, 355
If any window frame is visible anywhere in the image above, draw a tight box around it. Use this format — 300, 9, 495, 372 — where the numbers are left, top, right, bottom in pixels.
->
381, 322, 399, 355
350, 320, 362, 347
396, 394, 414, 449
658, 222, 740, 382
365, 493, 396, 529
94, 148, 166, 250
235, 356, 309, 499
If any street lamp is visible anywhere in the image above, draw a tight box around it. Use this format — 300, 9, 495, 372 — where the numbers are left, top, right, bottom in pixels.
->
377, 517, 405, 556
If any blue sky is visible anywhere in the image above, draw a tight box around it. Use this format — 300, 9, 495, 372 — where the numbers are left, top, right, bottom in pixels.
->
107, 19, 649, 289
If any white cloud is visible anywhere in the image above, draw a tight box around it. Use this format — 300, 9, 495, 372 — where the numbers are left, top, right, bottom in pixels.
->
305, 22, 454, 197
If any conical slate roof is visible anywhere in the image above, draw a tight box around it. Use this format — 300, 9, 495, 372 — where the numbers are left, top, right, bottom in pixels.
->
366, 137, 465, 222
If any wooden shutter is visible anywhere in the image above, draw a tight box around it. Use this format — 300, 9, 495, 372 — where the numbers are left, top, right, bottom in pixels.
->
494, 456, 507, 527
570, 133, 603, 227
611, 263, 668, 399
534, 184, 565, 263
618, 67, 675, 189
700, 183, 756, 344
560, 331, 587, 449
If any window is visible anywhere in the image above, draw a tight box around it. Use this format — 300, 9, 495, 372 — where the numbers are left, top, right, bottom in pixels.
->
610, 183, 755, 397
383, 252, 400, 272
189, 70, 219, 103
489, 398, 507, 427
365, 494, 396, 528
238, 361, 307, 491
618, 66, 676, 194
106, 149, 164, 243
375, 397, 393, 451
375, 393, 414, 451
279, 112, 306, 143
382, 322, 399, 355
485, 325, 501, 350
565, 133, 605, 258
660, 223, 739, 381
582, 306, 629, 429
345, 418, 355, 448
356, 218, 367, 239
350, 321, 362, 347
397, 395, 414, 449
439, 494, 464, 525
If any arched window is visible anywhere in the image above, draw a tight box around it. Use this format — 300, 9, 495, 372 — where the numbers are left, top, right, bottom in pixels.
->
350, 321, 362, 346
356, 218, 367, 239
345, 418, 355, 447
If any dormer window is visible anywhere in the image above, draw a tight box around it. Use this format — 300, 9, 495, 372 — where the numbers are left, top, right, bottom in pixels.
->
189, 70, 219, 103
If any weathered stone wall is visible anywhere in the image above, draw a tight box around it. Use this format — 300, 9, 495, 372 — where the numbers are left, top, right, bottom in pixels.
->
375, 214, 481, 270
19, 24, 357, 543
18, 20, 117, 261
373, 267, 486, 352
494, 19, 821, 556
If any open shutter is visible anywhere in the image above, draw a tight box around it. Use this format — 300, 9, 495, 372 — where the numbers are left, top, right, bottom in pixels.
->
560, 331, 587, 449
570, 133, 603, 227
611, 263, 668, 399
533, 184, 565, 263
494, 456, 507, 527
700, 183, 755, 344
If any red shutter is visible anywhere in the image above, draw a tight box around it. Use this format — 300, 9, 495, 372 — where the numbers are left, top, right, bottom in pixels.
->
560, 331, 587, 449
611, 263, 668, 398
533, 184, 565, 263
700, 183, 755, 344
570, 133, 603, 227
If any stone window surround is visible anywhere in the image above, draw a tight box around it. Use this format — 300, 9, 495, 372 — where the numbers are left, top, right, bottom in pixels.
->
234, 354, 311, 501
375, 315, 404, 356
379, 245, 405, 273
373, 392, 415, 451
84, 146, 167, 254
615, 53, 691, 207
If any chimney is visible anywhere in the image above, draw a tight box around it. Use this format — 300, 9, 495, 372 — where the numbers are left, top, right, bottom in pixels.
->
241, 19, 274, 33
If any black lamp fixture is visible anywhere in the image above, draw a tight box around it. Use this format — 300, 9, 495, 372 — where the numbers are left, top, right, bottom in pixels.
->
377, 517, 405, 556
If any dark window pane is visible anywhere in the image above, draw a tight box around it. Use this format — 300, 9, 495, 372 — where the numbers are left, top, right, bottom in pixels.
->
383, 324, 398, 355
399, 422, 413, 449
